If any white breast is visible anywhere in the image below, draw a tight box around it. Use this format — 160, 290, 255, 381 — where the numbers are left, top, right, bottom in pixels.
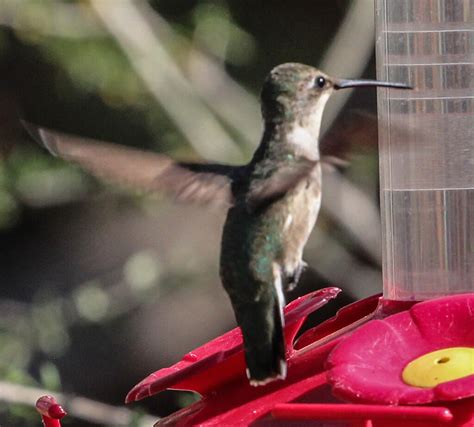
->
286, 91, 331, 157
279, 166, 322, 274
286, 126, 315, 153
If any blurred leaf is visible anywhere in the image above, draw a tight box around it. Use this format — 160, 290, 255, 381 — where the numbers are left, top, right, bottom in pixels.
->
128, 409, 151, 427
0, 190, 19, 229
73, 280, 110, 322
3, 403, 37, 426
0, 333, 32, 371
0, 161, 19, 228
41, 38, 145, 105
124, 250, 162, 293
192, 2, 256, 65
32, 299, 70, 356
16, 166, 88, 207
39, 361, 62, 391
176, 391, 200, 408
7, 146, 89, 207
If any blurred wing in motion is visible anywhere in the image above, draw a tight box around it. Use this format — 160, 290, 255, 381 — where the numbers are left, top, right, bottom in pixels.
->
320, 155, 350, 172
22, 121, 239, 207
319, 110, 378, 160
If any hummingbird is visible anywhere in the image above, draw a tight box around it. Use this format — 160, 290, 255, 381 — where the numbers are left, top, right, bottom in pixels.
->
23, 63, 410, 386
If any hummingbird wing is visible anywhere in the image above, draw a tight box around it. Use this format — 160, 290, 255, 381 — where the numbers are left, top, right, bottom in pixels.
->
319, 110, 377, 159
246, 157, 319, 212
320, 155, 350, 172
22, 122, 239, 207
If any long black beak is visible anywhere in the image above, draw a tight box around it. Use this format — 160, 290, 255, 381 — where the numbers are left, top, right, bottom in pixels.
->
334, 78, 412, 90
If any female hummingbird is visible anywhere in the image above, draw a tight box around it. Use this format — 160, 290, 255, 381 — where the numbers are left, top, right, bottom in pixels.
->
24, 63, 410, 386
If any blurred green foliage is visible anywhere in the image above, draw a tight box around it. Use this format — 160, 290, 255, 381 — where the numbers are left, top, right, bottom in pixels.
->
0, 1, 381, 425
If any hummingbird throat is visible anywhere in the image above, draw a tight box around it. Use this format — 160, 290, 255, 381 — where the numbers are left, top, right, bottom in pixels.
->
281, 91, 331, 159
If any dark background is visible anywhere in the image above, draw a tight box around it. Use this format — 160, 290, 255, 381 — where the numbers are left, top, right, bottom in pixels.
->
0, 1, 384, 425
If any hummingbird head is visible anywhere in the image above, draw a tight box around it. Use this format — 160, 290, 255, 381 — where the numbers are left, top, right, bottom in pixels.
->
260, 63, 334, 126
260, 62, 411, 136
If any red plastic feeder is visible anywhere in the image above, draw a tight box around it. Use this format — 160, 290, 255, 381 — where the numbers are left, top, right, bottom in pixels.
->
126, 291, 474, 426
36, 395, 67, 427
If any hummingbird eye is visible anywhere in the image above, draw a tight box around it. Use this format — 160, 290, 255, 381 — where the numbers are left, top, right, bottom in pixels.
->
315, 76, 326, 88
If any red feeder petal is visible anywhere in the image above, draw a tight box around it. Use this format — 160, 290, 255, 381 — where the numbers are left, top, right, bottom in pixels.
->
126, 287, 342, 402
125, 290, 385, 425
36, 395, 67, 427
327, 294, 474, 405
35, 395, 67, 419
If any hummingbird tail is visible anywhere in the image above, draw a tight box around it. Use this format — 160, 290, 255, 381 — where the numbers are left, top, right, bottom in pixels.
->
238, 289, 287, 387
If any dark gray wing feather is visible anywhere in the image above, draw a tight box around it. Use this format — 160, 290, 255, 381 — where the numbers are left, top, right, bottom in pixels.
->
22, 121, 238, 207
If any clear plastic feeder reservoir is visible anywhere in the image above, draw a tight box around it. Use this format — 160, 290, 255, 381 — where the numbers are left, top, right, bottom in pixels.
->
375, 0, 473, 300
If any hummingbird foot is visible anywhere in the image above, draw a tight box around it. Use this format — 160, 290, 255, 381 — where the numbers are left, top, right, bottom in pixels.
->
285, 261, 308, 292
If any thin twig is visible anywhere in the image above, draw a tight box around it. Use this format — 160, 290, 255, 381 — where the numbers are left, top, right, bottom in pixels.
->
89, 0, 244, 163
0, 381, 157, 426
133, 1, 262, 147
320, 0, 376, 133
322, 170, 382, 265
